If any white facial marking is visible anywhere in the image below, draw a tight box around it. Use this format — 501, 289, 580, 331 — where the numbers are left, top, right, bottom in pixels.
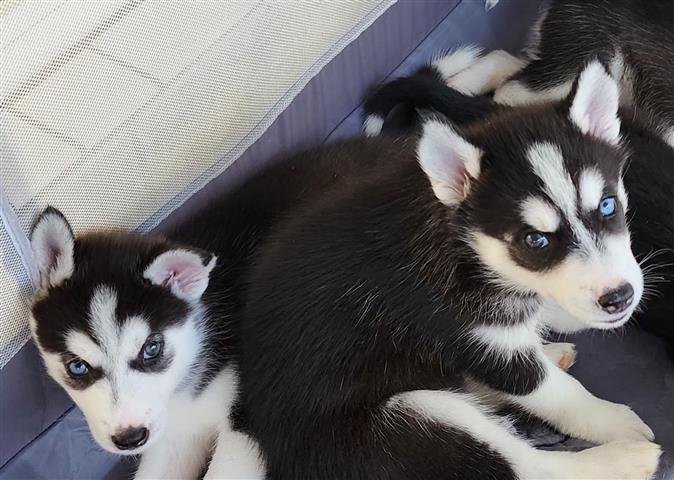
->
89, 285, 119, 355
65, 331, 104, 368
527, 142, 575, 218
520, 196, 560, 232
472, 230, 643, 328
579, 169, 605, 212
118, 316, 151, 361
617, 180, 628, 207
527, 142, 595, 252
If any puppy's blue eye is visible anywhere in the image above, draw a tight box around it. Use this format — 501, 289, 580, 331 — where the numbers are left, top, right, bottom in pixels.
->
67, 359, 89, 377
142, 339, 162, 362
525, 232, 550, 249
599, 196, 617, 217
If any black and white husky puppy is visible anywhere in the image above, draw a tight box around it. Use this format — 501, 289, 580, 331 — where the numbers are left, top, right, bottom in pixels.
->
240, 61, 661, 479
28, 208, 263, 479
490, 0, 674, 148
27, 141, 401, 479
363, 48, 674, 356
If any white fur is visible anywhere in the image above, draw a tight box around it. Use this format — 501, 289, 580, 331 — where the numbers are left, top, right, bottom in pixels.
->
417, 120, 482, 206
538, 298, 589, 333
144, 249, 216, 301
527, 142, 597, 253
520, 196, 560, 232
30, 211, 74, 289
618, 180, 629, 208
472, 229, 643, 328
526, 142, 576, 220
136, 368, 265, 480
363, 114, 384, 137
431, 45, 483, 83
507, 353, 654, 444
662, 126, 674, 149
389, 389, 660, 479
542, 342, 577, 371
494, 79, 572, 106
470, 319, 540, 358
447, 50, 525, 96
65, 331, 105, 368
579, 168, 605, 212
205, 424, 265, 479
569, 62, 622, 145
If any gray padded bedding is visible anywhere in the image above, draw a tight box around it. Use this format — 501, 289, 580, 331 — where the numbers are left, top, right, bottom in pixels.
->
1, 1, 671, 478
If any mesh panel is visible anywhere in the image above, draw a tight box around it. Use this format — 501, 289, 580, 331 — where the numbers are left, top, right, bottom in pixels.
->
0, 0, 394, 368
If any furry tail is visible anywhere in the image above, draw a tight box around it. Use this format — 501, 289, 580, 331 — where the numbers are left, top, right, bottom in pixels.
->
362, 48, 497, 137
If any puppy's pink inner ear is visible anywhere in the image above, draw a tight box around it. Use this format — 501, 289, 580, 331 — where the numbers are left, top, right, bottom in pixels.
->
144, 250, 216, 301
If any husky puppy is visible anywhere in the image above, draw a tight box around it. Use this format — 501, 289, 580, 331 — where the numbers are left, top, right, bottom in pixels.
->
29, 208, 263, 479
27, 140, 401, 479
489, 0, 674, 148
362, 47, 674, 355
239, 61, 661, 479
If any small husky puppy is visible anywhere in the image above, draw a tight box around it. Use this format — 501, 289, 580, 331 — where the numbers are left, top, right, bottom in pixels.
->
240, 61, 661, 479
363, 48, 674, 354
490, 0, 674, 148
28, 208, 263, 479
27, 138, 405, 479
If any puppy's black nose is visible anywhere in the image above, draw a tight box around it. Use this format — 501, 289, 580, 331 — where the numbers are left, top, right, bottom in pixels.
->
598, 283, 634, 314
112, 427, 149, 450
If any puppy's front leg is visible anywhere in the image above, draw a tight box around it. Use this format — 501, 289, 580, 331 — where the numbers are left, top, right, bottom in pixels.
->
509, 353, 654, 444
464, 323, 654, 444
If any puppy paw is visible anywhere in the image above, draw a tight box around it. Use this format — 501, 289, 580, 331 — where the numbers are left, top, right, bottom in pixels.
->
543, 342, 577, 371
573, 441, 662, 479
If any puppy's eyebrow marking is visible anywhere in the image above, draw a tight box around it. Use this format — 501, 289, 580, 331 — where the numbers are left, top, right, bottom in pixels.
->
65, 331, 104, 367
579, 168, 605, 211
520, 196, 560, 232
526, 142, 576, 219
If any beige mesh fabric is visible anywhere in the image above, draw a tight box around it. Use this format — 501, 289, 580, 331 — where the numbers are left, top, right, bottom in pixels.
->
0, 0, 395, 368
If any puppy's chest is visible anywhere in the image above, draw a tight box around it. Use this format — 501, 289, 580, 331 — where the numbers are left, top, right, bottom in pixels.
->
167, 366, 239, 432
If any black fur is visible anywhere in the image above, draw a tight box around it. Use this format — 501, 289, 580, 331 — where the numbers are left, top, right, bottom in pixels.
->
238, 99, 630, 478
363, 66, 495, 128
31, 139, 413, 395
364, 72, 674, 358
515, 0, 674, 138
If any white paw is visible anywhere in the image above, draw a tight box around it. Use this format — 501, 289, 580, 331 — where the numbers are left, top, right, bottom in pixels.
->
573, 441, 662, 479
543, 342, 577, 371
578, 400, 655, 444
448, 50, 524, 95
431, 45, 483, 83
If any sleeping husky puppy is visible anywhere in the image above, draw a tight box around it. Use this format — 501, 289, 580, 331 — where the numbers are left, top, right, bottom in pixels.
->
27, 139, 406, 479
363, 48, 674, 356
239, 61, 661, 479
489, 0, 674, 148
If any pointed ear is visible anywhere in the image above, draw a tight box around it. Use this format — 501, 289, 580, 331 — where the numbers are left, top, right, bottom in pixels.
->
568, 61, 621, 145
417, 118, 482, 206
30, 207, 75, 289
144, 249, 216, 301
